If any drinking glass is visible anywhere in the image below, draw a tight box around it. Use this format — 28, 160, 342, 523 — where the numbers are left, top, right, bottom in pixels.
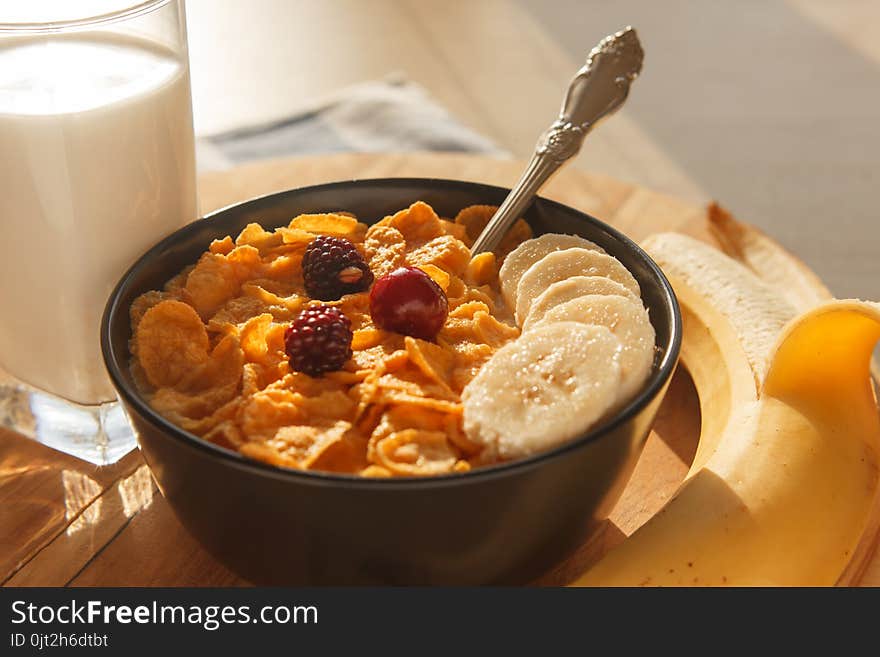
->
0, 1, 197, 464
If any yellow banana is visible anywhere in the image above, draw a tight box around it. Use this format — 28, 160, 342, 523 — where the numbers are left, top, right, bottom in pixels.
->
572, 233, 880, 586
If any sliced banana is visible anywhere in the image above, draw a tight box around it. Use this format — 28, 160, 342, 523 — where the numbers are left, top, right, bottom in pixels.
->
499, 233, 604, 312
534, 294, 655, 404
462, 322, 623, 461
514, 248, 640, 325
522, 275, 639, 331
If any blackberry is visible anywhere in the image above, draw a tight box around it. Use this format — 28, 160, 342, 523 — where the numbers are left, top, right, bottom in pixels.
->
284, 305, 353, 376
302, 235, 374, 301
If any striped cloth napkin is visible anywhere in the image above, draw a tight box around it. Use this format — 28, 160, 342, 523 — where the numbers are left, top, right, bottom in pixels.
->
196, 77, 505, 172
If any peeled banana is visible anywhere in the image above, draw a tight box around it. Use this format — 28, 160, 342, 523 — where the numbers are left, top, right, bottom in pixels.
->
572, 232, 880, 586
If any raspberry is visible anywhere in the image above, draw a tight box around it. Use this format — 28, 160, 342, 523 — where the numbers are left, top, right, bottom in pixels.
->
369, 266, 449, 340
302, 235, 374, 301
284, 305, 353, 376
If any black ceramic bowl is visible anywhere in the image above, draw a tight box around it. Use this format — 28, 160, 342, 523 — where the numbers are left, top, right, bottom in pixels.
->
101, 178, 681, 585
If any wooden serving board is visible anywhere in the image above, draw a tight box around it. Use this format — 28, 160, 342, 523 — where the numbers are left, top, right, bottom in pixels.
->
2, 153, 877, 586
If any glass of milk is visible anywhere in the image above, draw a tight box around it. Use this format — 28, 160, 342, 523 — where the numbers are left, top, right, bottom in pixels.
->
0, 1, 197, 464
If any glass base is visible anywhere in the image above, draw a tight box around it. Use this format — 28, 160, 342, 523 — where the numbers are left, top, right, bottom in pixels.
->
0, 373, 136, 466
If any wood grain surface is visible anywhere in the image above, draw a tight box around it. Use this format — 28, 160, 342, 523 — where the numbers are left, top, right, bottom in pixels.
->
2, 153, 876, 586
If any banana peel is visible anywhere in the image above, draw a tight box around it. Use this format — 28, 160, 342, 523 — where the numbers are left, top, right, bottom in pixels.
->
571, 231, 880, 586
707, 202, 833, 311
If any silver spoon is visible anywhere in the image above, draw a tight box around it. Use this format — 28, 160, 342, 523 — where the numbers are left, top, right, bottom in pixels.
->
470, 26, 644, 255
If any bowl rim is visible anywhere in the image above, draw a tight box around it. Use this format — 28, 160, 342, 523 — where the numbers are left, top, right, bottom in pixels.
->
101, 177, 682, 489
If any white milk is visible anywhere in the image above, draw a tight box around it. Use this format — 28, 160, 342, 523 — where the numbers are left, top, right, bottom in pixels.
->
0, 34, 197, 404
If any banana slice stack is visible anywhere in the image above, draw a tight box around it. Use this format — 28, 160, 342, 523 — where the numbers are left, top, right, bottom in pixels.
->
462, 234, 656, 460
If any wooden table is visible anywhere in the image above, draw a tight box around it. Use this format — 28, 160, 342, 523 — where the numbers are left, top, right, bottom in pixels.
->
2, 153, 877, 586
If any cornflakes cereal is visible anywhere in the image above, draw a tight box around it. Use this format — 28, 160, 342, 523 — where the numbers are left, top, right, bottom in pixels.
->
130, 201, 533, 477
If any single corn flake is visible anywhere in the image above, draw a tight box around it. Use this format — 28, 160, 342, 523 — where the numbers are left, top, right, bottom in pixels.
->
498, 219, 533, 261
416, 264, 450, 292
207, 295, 270, 331
453, 205, 498, 243
176, 333, 245, 395
239, 313, 276, 363
289, 213, 362, 239
275, 226, 318, 248
352, 327, 388, 351
381, 391, 462, 414
406, 235, 471, 277
136, 300, 210, 388
267, 419, 352, 469
235, 223, 284, 252
209, 236, 234, 255
440, 219, 469, 242
184, 246, 261, 319
130, 290, 171, 333
383, 201, 443, 248
404, 336, 454, 391
203, 420, 244, 450
465, 251, 498, 287
361, 464, 393, 478
375, 429, 458, 475
472, 311, 519, 347
364, 225, 407, 278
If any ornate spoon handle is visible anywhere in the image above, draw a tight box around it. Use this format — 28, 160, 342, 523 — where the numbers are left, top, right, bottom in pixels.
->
470, 26, 644, 255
